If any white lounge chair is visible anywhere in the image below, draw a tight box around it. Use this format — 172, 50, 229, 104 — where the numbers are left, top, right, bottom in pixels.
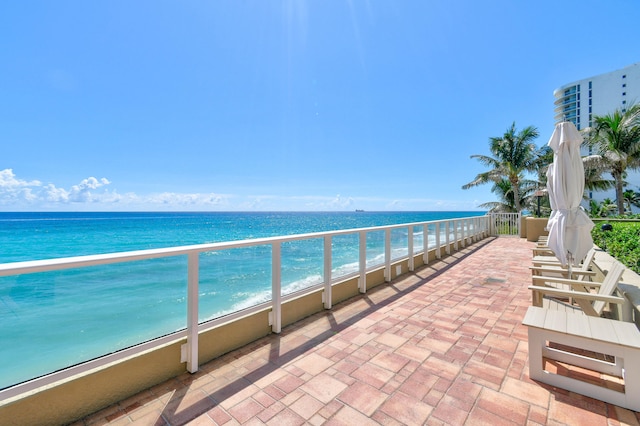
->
528, 260, 626, 319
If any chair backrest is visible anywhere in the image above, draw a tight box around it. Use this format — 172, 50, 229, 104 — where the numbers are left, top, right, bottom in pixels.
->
574, 248, 597, 282
575, 261, 625, 316
580, 248, 596, 269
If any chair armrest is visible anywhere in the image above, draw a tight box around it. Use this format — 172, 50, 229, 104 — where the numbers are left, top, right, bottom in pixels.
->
532, 248, 555, 256
531, 260, 563, 267
527, 285, 625, 304
531, 275, 602, 289
529, 266, 596, 277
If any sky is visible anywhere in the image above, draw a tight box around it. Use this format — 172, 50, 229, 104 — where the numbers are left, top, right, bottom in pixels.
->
2, 1, 640, 212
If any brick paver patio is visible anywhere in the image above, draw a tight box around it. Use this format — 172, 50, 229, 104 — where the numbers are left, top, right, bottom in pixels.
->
75, 237, 640, 425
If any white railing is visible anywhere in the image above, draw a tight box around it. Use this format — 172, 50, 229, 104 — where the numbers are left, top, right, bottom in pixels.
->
488, 212, 521, 236
0, 215, 490, 399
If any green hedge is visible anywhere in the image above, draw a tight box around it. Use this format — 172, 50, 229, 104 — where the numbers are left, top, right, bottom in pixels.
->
591, 222, 640, 274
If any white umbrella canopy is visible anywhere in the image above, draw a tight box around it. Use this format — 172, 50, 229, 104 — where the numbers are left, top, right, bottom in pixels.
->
545, 121, 594, 270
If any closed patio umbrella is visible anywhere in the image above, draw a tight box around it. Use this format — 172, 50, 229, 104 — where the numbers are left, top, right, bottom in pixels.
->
545, 121, 594, 277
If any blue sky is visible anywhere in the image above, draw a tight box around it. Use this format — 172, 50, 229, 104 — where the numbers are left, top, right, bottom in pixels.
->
2, 1, 639, 212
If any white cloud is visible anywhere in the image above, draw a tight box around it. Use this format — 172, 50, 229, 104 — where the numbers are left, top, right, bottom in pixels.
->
328, 194, 354, 209
0, 168, 486, 212
0, 169, 40, 189
142, 192, 231, 208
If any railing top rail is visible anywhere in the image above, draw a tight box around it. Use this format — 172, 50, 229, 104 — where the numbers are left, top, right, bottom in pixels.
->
0, 214, 487, 277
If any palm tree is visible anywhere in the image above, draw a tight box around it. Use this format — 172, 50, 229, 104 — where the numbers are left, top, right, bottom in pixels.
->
587, 199, 617, 218
623, 189, 640, 213
463, 122, 540, 212
584, 104, 640, 214
478, 178, 536, 213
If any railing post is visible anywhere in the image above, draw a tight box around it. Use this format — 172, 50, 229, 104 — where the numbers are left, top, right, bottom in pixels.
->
408, 226, 414, 271
385, 228, 391, 282
454, 220, 459, 251
323, 235, 332, 309
358, 231, 367, 293
423, 224, 429, 264
185, 252, 199, 373
461, 219, 466, 247
271, 242, 282, 333
435, 222, 441, 259
473, 218, 478, 241
445, 221, 451, 254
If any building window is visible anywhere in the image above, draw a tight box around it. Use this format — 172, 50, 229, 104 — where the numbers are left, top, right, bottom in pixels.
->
589, 90, 592, 97
589, 81, 592, 89
623, 74, 627, 78
589, 99, 592, 106
623, 92, 626, 96
589, 106, 592, 113
623, 100, 627, 104
623, 83, 627, 87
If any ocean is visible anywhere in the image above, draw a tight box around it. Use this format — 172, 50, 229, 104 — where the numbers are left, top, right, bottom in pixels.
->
0, 211, 484, 389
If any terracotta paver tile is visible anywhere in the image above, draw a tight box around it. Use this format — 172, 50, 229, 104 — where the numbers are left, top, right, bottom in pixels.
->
337, 380, 388, 416
370, 350, 411, 373
463, 359, 506, 389
273, 372, 305, 394
290, 352, 333, 375
326, 405, 381, 426
476, 387, 529, 424
395, 341, 432, 362
182, 413, 215, 425
350, 361, 395, 389
162, 389, 215, 425
256, 401, 286, 423
549, 394, 609, 425
375, 332, 408, 349
281, 388, 306, 406
252, 389, 277, 408
501, 376, 549, 408
265, 408, 306, 426
299, 372, 348, 404
216, 383, 260, 410
420, 355, 462, 382
398, 370, 438, 400
431, 399, 469, 425
288, 393, 324, 420
445, 377, 483, 410
205, 405, 233, 425
379, 391, 433, 425
467, 405, 519, 426
227, 398, 264, 423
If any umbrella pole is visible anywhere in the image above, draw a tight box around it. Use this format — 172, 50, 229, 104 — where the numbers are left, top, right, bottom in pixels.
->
567, 252, 573, 280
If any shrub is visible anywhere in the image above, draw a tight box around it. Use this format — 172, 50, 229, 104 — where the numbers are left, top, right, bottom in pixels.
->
592, 222, 640, 274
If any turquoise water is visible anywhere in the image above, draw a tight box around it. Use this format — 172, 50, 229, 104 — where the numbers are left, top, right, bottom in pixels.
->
0, 211, 484, 388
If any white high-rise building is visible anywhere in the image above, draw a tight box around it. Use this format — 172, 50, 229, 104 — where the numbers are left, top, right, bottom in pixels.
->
553, 62, 640, 205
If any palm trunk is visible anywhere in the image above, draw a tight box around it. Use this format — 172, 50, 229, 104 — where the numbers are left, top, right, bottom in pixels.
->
614, 172, 625, 215
512, 180, 521, 212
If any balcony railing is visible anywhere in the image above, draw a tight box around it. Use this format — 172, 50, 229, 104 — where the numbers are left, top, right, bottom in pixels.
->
0, 214, 492, 399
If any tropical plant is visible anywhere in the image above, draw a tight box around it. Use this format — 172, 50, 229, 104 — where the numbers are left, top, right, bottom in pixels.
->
583, 104, 640, 214
463, 122, 540, 212
582, 162, 615, 194
477, 178, 537, 213
623, 189, 640, 213
601, 198, 618, 217
591, 222, 640, 273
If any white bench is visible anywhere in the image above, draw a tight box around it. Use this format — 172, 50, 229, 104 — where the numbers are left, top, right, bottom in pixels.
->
523, 306, 640, 411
